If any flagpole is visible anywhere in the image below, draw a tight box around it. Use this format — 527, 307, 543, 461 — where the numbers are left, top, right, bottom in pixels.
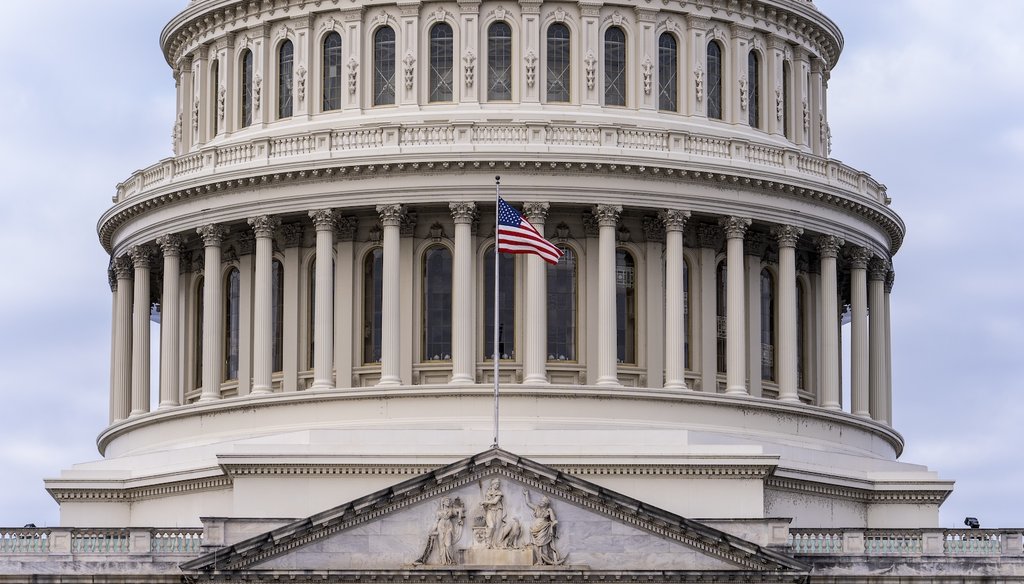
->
492, 176, 501, 449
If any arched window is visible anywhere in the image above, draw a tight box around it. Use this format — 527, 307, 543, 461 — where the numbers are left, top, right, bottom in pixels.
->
240, 49, 254, 128
782, 60, 792, 139
429, 23, 454, 102
487, 22, 513, 101
278, 41, 294, 119
194, 277, 204, 388
363, 249, 383, 364
796, 279, 806, 389
272, 260, 284, 373
210, 60, 220, 136
546, 24, 570, 103
760, 268, 775, 381
423, 246, 453, 360
616, 249, 636, 364
748, 50, 761, 128
484, 247, 516, 360
683, 257, 691, 370
658, 33, 678, 112
374, 26, 397, 106
604, 27, 626, 106
322, 32, 343, 111
224, 268, 241, 381
707, 40, 723, 120
547, 246, 576, 361
716, 260, 726, 374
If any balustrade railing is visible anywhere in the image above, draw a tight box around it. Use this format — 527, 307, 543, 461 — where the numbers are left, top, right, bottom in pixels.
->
0, 527, 203, 556
789, 528, 1024, 557
0, 529, 50, 553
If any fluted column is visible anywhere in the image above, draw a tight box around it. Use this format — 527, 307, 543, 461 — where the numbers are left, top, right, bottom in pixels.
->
309, 209, 337, 390
662, 209, 691, 390
156, 235, 183, 409
197, 224, 228, 402
720, 217, 751, 395
594, 204, 622, 387
248, 215, 280, 395
868, 257, 890, 423
522, 203, 550, 385
376, 204, 405, 386
449, 202, 477, 384
773, 225, 803, 402
112, 256, 134, 422
849, 246, 872, 418
129, 245, 153, 416
816, 235, 843, 409
884, 270, 895, 425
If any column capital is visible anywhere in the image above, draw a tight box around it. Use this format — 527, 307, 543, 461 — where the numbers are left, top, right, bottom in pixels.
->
771, 224, 803, 248
281, 223, 304, 248
376, 203, 406, 227
660, 209, 691, 232
335, 216, 358, 241
197, 224, 229, 247
107, 265, 117, 292
848, 246, 872, 269
593, 204, 622, 227
815, 235, 845, 258
718, 216, 751, 239
868, 257, 890, 281
247, 215, 281, 238
449, 201, 477, 224
114, 255, 134, 279
884, 269, 895, 293
130, 245, 155, 269
522, 202, 550, 223
156, 234, 184, 257
309, 209, 337, 231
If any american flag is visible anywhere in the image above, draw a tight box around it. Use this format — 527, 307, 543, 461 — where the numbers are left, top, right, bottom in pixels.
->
496, 197, 564, 265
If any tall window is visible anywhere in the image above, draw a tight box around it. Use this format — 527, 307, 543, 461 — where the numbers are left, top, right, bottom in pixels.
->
323, 32, 343, 111
278, 41, 294, 119
658, 33, 678, 112
547, 246, 576, 361
782, 60, 792, 139
748, 50, 761, 128
760, 269, 775, 381
616, 249, 636, 364
429, 23, 454, 102
604, 27, 626, 106
363, 249, 383, 364
423, 246, 453, 360
194, 277, 204, 388
796, 279, 805, 389
374, 26, 397, 105
707, 40, 723, 120
546, 24, 570, 102
224, 268, 241, 381
716, 261, 726, 374
240, 50, 254, 127
484, 247, 516, 360
210, 60, 220, 135
272, 260, 284, 373
487, 22, 513, 100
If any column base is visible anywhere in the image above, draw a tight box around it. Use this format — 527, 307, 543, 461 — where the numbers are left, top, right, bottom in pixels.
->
522, 375, 549, 385
725, 386, 748, 396
157, 401, 179, 410
449, 374, 474, 384
376, 376, 402, 387
196, 394, 221, 403
250, 386, 273, 395
853, 411, 872, 419
663, 380, 690, 390
821, 402, 842, 410
310, 381, 334, 390
128, 409, 147, 418
778, 395, 801, 403
595, 376, 621, 387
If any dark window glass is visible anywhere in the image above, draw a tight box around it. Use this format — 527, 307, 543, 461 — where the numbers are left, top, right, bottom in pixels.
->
760, 269, 775, 381
546, 24, 570, 103
604, 27, 626, 106
707, 40, 722, 119
363, 249, 383, 363
241, 50, 253, 127
210, 61, 220, 135
484, 247, 516, 360
783, 60, 792, 139
323, 32, 343, 111
224, 268, 241, 380
423, 247, 453, 360
616, 249, 636, 364
487, 22, 513, 100
547, 246, 576, 361
658, 33, 677, 111
429, 23, 454, 102
796, 280, 805, 389
279, 41, 294, 119
748, 50, 760, 128
194, 277, 204, 388
374, 26, 397, 105
272, 260, 284, 373
716, 260, 726, 374
683, 257, 691, 370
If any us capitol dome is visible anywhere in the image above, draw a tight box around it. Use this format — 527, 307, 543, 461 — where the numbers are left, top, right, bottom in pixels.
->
8, 0, 1022, 581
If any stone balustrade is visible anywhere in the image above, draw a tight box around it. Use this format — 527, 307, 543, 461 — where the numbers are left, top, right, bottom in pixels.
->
788, 528, 1024, 557
0, 528, 203, 556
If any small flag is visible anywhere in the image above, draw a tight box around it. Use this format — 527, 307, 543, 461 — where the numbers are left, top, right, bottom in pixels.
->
496, 198, 564, 265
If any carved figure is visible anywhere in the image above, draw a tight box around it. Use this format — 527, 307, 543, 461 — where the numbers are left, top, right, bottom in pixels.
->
523, 490, 566, 565
415, 496, 465, 565
481, 479, 505, 546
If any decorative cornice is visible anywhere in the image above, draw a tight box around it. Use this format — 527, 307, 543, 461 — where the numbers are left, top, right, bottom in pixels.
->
197, 224, 228, 247
772, 225, 803, 249
247, 215, 281, 239
47, 475, 232, 504
719, 216, 751, 239
448, 201, 476, 224
766, 476, 952, 506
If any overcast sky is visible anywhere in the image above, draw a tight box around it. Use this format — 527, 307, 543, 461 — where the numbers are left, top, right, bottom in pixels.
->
0, 1, 1020, 528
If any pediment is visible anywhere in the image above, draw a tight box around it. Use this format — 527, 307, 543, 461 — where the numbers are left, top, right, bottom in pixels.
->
183, 449, 805, 578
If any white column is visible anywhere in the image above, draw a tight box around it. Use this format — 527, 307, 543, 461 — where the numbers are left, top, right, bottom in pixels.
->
594, 204, 622, 387
868, 257, 890, 423
849, 246, 872, 418
816, 235, 843, 409
449, 202, 477, 384
522, 203, 550, 385
662, 210, 691, 390
720, 217, 751, 395
248, 215, 280, 395
773, 225, 803, 402
376, 204, 405, 386
197, 224, 228, 402
129, 245, 153, 417
309, 209, 337, 390
112, 256, 134, 422
884, 270, 894, 425
157, 235, 183, 409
